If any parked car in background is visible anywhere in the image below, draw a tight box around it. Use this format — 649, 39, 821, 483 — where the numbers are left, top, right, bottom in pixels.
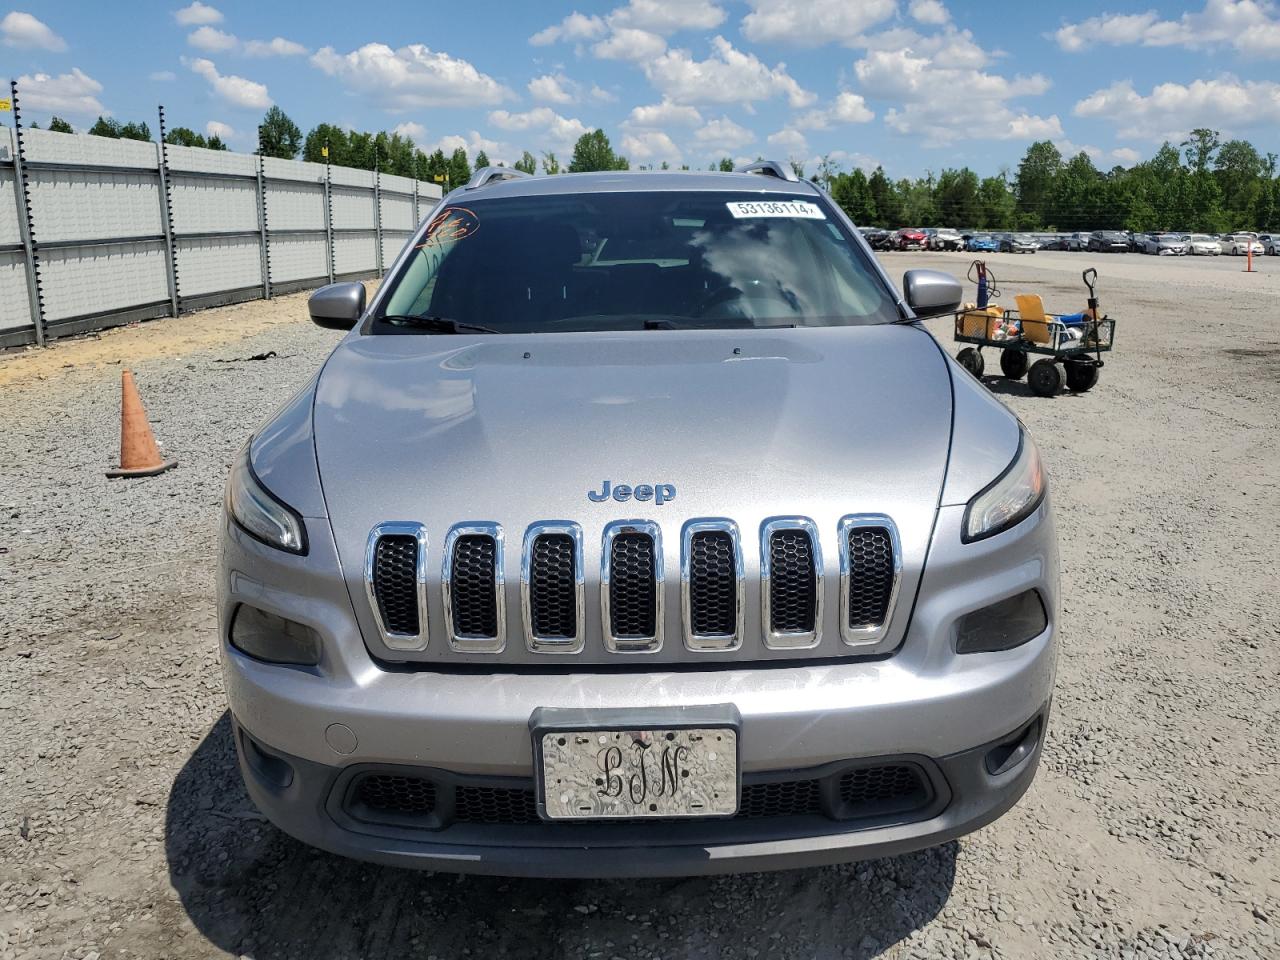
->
1066, 232, 1091, 251
1259, 234, 1280, 255
1038, 234, 1068, 251
1088, 231, 1129, 253
998, 234, 1039, 254
1127, 232, 1147, 252
1186, 234, 1222, 256
966, 233, 1000, 253
895, 227, 928, 250
859, 227, 893, 251
1141, 233, 1188, 255
928, 228, 964, 251
1226, 234, 1264, 256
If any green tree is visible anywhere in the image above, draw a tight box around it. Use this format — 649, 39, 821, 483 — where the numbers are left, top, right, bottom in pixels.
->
867, 166, 898, 227
258, 106, 301, 159
514, 150, 537, 174
541, 151, 561, 175
568, 129, 628, 172
978, 175, 1015, 230
303, 123, 349, 165
474, 149, 490, 169
718, 157, 734, 172
87, 117, 151, 140
447, 146, 472, 187
1215, 139, 1265, 227
166, 127, 207, 148
935, 167, 981, 227
118, 121, 152, 141
206, 134, 228, 151
49, 116, 73, 133
1013, 140, 1063, 227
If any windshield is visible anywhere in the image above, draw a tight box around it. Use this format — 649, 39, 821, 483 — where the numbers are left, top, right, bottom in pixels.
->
375, 190, 898, 333
1191, 235, 1211, 241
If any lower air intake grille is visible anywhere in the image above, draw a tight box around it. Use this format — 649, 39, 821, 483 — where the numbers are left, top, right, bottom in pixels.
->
847, 527, 894, 628
736, 778, 822, 819
455, 786, 540, 824
355, 774, 436, 815
689, 531, 737, 637
530, 534, 577, 638
373, 535, 420, 635
608, 532, 657, 637
449, 535, 498, 637
768, 529, 817, 633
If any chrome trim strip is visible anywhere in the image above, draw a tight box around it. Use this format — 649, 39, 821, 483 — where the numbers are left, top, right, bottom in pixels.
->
837, 515, 903, 647
759, 517, 823, 650
521, 521, 586, 654
364, 522, 429, 652
680, 518, 744, 652
441, 522, 506, 654
600, 520, 664, 654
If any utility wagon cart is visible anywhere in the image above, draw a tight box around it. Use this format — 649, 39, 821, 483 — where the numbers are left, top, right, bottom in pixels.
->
952, 268, 1116, 397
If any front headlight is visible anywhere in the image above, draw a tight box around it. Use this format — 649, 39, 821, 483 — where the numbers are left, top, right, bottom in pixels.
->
226, 445, 307, 554
963, 429, 1046, 542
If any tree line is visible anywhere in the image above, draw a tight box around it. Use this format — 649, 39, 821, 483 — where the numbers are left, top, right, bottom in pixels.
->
827, 130, 1278, 233
30, 109, 1278, 230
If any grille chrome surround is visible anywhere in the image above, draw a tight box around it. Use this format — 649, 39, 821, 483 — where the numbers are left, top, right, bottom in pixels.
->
521, 521, 586, 654
600, 520, 664, 653
441, 522, 506, 654
364, 522, 429, 651
680, 519, 745, 651
760, 517, 823, 649
837, 515, 902, 647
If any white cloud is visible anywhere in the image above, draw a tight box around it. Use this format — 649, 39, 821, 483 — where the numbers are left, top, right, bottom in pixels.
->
855, 47, 1057, 145
149, 70, 176, 82
693, 116, 755, 151
1055, 0, 1280, 58
487, 107, 591, 152
15, 68, 104, 117
766, 127, 808, 155
174, 1, 222, 26
392, 121, 427, 140
626, 100, 703, 126
823, 149, 880, 173
908, 0, 950, 25
795, 91, 874, 129
243, 37, 307, 57
1, 12, 67, 51
205, 120, 235, 140
188, 25, 237, 52
610, 0, 725, 32
593, 27, 667, 61
622, 129, 683, 164
1073, 77, 1280, 141
530, 11, 606, 45
187, 58, 272, 109
644, 36, 816, 107
311, 43, 512, 110
529, 73, 577, 105
741, 0, 896, 46
1112, 146, 1142, 165
589, 84, 617, 102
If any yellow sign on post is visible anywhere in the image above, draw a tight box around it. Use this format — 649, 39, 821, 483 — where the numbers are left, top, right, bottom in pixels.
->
321, 145, 329, 158
434, 173, 445, 182
0, 98, 11, 112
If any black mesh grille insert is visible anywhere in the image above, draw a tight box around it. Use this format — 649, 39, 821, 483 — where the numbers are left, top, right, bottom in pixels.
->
736, 779, 822, 818
530, 534, 577, 638
373, 535, 419, 635
768, 529, 817, 633
355, 774, 436, 815
608, 532, 657, 638
838, 764, 929, 815
847, 527, 894, 628
455, 786, 540, 824
689, 531, 737, 636
449, 535, 498, 637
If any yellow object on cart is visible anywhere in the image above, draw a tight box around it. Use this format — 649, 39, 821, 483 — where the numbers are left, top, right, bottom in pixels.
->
959, 304, 1005, 338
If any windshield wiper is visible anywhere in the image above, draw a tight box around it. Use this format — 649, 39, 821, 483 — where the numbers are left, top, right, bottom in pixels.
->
641, 317, 795, 330
380, 315, 502, 334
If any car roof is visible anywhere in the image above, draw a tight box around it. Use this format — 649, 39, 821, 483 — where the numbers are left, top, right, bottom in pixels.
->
442, 170, 824, 202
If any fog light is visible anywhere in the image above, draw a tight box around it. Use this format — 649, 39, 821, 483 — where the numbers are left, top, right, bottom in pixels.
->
955, 590, 1047, 654
230, 604, 321, 665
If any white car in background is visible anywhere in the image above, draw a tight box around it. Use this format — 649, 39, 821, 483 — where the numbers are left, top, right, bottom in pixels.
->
928, 228, 964, 251
1066, 232, 1091, 251
1142, 233, 1187, 255
1226, 234, 1264, 256
1186, 234, 1221, 256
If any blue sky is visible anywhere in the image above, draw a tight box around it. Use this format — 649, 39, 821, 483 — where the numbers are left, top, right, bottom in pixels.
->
5, 0, 1280, 176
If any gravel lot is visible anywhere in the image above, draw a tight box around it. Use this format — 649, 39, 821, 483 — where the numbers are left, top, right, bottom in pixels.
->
1, 251, 1277, 960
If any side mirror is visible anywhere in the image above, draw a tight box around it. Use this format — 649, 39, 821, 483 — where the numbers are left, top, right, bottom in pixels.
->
902, 269, 962, 319
308, 282, 366, 330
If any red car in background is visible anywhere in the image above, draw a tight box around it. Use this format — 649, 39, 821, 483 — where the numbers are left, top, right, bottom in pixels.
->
895, 227, 927, 250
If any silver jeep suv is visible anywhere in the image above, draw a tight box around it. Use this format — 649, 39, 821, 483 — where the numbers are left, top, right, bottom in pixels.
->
219, 162, 1057, 877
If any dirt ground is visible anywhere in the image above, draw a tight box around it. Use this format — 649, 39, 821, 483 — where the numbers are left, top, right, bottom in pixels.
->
1, 251, 1277, 960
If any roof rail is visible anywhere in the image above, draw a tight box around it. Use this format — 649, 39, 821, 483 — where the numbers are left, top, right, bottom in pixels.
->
464, 166, 533, 190
734, 160, 799, 183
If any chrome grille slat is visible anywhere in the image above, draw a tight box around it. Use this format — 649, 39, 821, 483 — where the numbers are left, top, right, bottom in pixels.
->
521, 522, 585, 653
442, 522, 505, 653
364, 522, 429, 651
838, 515, 902, 647
760, 517, 822, 649
681, 519, 744, 651
601, 520, 663, 653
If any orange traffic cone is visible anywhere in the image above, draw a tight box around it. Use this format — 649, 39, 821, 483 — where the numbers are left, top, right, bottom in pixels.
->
106, 370, 178, 478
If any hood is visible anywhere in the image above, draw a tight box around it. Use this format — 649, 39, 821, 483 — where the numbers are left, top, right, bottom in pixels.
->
312, 325, 955, 662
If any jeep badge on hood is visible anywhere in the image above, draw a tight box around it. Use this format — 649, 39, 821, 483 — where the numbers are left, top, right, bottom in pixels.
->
588, 481, 677, 505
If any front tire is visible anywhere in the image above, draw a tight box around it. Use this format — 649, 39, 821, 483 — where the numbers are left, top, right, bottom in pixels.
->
1000, 349, 1029, 380
1065, 359, 1099, 392
957, 347, 985, 378
1028, 359, 1062, 397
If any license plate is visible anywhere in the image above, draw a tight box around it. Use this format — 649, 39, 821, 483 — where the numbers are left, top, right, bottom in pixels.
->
538, 726, 739, 820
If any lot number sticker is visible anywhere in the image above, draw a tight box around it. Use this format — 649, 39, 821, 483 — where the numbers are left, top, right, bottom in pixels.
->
726, 200, 825, 219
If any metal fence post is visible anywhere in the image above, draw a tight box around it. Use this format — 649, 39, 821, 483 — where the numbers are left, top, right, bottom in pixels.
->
373, 166, 384, 277
412, 183, 420, 228
9, 80, 45, 346
255, 138, 271, 299
155, 105, 180, 318
323, 148, 335, 284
